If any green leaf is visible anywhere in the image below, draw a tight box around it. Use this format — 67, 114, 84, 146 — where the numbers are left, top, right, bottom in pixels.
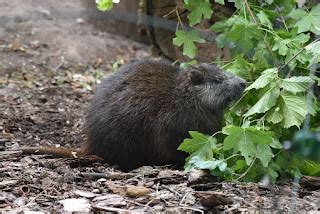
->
279, 91, 308, 128
288, 9, 307, 19
185, 0, 213, 26
272, 34, 309, 59
309, 5, 320, 34
253, 43, 273, 69
232, 159, 246, 172
223, 126, 273, 165
178, 131, 213, 153
245, 68, 277, 91
272, 37, 290, 56
266, 106, 283, 124
189, 156, 228, 172
173, 30, 205, 58
266, 0, 274, 4
305, 41, 320, 64
222, 125, 242, 150
270, 138, 283, 149
96, 0, 114, 11
290, 5, 320, 34
280, 76, 314, 94
256, 144, 274, 167
211, 15, 241, 32
316, 77, 320, 86
211, 22, 227, 33
244, 84, 280, 117
291, 33, 310, 44
184, 137, 217, 172
226, 21, 263, 53
229, 91, 251, 113
300, 160, 320, 176
267, 165, 279, 183
215, 34, 227, 48
257, 11, 272, 28
225, 55, 255, 81
179, 132, 217, 172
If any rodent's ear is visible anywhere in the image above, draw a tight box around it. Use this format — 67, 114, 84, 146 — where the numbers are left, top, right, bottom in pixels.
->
189, 69, 205, 85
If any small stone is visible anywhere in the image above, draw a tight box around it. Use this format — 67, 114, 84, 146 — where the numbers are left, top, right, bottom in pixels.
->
29, 40, 40, 49
59, 198, 91, 212
76, 18, 84, 24
39, 9, 51, 18
92, 189, 100, 194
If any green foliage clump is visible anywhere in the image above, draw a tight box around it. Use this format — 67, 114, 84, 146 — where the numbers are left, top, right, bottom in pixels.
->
96, 0, 120, 11
174, 0, 320, 182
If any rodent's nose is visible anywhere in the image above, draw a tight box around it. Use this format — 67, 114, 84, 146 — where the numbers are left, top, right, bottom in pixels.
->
239, 79, 247, 88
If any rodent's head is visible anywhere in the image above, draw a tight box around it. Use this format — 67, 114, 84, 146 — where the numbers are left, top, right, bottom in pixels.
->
186, 63, 246, 111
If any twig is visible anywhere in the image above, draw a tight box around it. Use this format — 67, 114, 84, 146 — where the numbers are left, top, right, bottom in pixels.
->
281, 15, 289, 32
175, 9, 185, 31
21, 180, 53, 208
162, 184, 182, 197
178, 206, 204, 214
179, 192, 190, 206
243, 0, 257, 23
282, 38, 320, 77
126, 199, 156, 212
144, 198, 157, 210
282, 48, 305, 77
92, 205, 131, 213
80, 172, 137, 180
163, 9, 176, 18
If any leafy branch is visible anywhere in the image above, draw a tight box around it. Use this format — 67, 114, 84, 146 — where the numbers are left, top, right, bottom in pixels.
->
174, 0, 320, 182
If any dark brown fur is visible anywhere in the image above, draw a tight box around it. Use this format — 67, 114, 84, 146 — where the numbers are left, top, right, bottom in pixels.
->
18, 60, 245, 171
82, 59, 245, 171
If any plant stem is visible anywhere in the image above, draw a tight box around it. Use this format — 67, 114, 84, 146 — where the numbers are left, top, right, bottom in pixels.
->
282, 48, 305, 77
243, 0, 257, 23
282, 38, 320, 77
175, 9, 185, 31
225, 154, 240, 161
210, 131, 222, 138
281, 15, 289, 32
235, 157, 256, 181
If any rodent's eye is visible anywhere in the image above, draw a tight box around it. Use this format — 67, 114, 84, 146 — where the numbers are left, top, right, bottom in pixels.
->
189, 69, 205, 85
211, 77, 223, 84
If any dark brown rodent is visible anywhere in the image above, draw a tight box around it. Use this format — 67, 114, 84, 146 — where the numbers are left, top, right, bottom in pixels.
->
82, 59, 246, 171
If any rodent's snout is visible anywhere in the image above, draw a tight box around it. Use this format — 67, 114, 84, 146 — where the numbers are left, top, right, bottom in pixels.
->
238, 78, 246, 89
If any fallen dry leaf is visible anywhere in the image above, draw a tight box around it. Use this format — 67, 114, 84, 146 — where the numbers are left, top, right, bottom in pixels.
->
73, 189, 98, 198
10, 38, 21, 51
93, 194, 127, 207
0, 180, 19, 188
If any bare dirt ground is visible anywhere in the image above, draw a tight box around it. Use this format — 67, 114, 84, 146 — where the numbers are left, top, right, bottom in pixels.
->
1, 0, 320, 213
